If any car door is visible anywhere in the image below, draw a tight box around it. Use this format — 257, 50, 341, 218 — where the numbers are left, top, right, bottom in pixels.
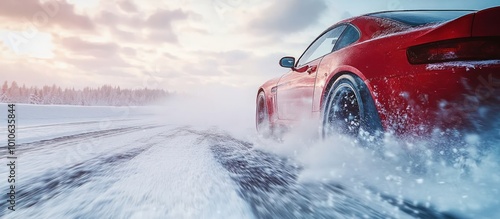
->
277, 25, 347, 120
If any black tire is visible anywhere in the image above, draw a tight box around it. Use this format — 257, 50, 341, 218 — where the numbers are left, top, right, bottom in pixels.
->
256, 91, 272, 137
322, 74, 383, 140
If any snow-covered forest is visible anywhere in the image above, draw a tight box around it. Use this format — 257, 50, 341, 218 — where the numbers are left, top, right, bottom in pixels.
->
0, 81, 169, 106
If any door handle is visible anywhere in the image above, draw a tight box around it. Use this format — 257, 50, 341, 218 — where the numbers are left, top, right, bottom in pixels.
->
307, 65, 317, 74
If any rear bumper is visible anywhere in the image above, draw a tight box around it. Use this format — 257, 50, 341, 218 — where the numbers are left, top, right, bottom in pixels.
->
369, 60, 500, 135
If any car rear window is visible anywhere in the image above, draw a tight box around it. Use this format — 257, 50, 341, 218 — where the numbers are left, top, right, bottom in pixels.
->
369, 10, 474, 26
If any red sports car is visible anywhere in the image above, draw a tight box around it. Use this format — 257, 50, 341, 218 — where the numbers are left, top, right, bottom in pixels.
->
256, 7, 500, 138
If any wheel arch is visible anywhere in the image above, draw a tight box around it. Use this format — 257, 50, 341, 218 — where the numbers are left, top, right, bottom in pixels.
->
321, 68, 384, 134
321, 66, 369, 110
257, 88, 265, 98
256, 87, 275, 122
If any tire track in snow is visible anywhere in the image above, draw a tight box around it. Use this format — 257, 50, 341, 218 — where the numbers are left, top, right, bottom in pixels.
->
0, 125, 161, 158
15, 119, 136, 130
52, 126, 252, 219
0, 145, 154, 217
190, 128, 465, 219
0, 124, 166, 217
1, 126, 252, 218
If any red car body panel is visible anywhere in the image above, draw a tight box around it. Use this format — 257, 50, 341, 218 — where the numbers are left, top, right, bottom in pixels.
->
276, 59, 319, 120
370, 63, 500, 134
258, 7, 500, 135
472, 7, 500, 37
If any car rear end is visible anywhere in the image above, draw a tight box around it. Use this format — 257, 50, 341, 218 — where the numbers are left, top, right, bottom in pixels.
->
364, 7, 500, 136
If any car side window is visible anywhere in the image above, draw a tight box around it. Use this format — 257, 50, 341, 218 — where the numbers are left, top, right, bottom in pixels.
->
296, 25, 346, 67
333, 24, 360, 51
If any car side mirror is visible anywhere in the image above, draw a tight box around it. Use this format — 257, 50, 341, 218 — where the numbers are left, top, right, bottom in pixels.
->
279, 56, 296, 68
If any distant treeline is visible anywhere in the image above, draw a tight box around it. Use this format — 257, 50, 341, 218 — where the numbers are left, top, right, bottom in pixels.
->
0, 81, 169, 106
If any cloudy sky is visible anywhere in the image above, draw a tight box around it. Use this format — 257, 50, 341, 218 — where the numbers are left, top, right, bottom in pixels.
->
0, 0, 498, 92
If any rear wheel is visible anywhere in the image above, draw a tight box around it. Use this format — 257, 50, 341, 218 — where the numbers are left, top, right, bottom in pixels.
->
256, 91, 272, 136
323, 75, 382, 140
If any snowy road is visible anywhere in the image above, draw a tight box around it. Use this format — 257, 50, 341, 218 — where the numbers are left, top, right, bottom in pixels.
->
0, 104, 499, 218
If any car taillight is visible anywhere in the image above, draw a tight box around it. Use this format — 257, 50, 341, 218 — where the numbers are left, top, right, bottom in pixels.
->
407, 37, 500, 65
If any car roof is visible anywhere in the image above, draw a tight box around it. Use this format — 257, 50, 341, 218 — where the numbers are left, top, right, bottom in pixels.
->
363, 10, 476, 26
364, 9, 476, 16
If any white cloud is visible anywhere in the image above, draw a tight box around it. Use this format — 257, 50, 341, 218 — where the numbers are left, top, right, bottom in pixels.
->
0, 29, 54, 58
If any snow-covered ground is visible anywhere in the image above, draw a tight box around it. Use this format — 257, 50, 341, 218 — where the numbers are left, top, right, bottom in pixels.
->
0, 102, 498, 218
